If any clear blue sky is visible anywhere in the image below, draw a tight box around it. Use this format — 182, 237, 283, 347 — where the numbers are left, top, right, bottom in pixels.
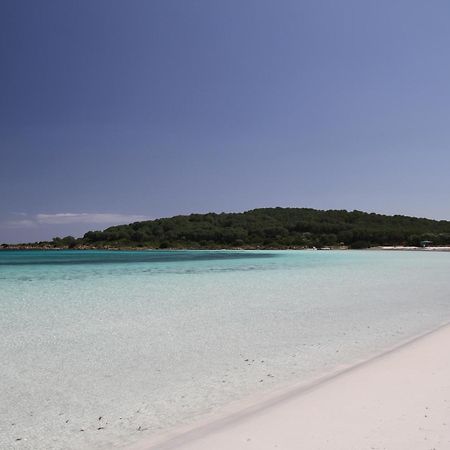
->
1, 0, 450, 243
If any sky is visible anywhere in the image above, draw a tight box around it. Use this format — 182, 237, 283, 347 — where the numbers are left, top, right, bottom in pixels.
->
1, 0, 450, 243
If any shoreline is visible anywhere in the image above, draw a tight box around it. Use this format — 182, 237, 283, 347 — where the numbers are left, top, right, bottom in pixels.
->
132, 321, 450, 450
2, 244, 450, 252
2, 246, 450, 252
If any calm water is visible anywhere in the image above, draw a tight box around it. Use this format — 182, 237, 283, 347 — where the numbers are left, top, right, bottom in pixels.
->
1, 250, 450, 449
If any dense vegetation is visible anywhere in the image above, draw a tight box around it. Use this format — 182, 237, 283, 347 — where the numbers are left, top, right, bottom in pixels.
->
7, 207, 450, 250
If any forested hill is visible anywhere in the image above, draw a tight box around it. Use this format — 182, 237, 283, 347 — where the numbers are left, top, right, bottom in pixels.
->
14, 207, 450, 250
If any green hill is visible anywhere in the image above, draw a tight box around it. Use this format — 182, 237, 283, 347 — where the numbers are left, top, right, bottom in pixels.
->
31, 207, 450, 249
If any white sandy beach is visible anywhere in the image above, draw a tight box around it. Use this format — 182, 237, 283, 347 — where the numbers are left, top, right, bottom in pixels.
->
378, 246, 450, 252
140, 324, 450, 450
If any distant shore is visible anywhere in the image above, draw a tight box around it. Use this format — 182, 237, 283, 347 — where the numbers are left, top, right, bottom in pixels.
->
372, 245, 450, 252
0, 244, 337, 251
2, 245, 450, 252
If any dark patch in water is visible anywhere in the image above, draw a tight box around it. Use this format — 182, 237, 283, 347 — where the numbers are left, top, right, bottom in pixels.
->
0, 250, 276, 266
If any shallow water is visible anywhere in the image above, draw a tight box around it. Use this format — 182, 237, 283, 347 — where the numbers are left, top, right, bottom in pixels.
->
1, 250, 450, 449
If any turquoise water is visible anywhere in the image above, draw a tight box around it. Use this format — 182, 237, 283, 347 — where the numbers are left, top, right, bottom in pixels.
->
1, 250, 450, 449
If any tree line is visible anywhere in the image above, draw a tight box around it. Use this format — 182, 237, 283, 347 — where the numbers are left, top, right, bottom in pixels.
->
13, 207, 450, 249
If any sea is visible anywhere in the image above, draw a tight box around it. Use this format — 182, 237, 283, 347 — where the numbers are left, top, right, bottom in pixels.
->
1, 249, 450, 449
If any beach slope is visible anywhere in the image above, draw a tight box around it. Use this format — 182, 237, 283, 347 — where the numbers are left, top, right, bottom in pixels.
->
145, 324, 450, 450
